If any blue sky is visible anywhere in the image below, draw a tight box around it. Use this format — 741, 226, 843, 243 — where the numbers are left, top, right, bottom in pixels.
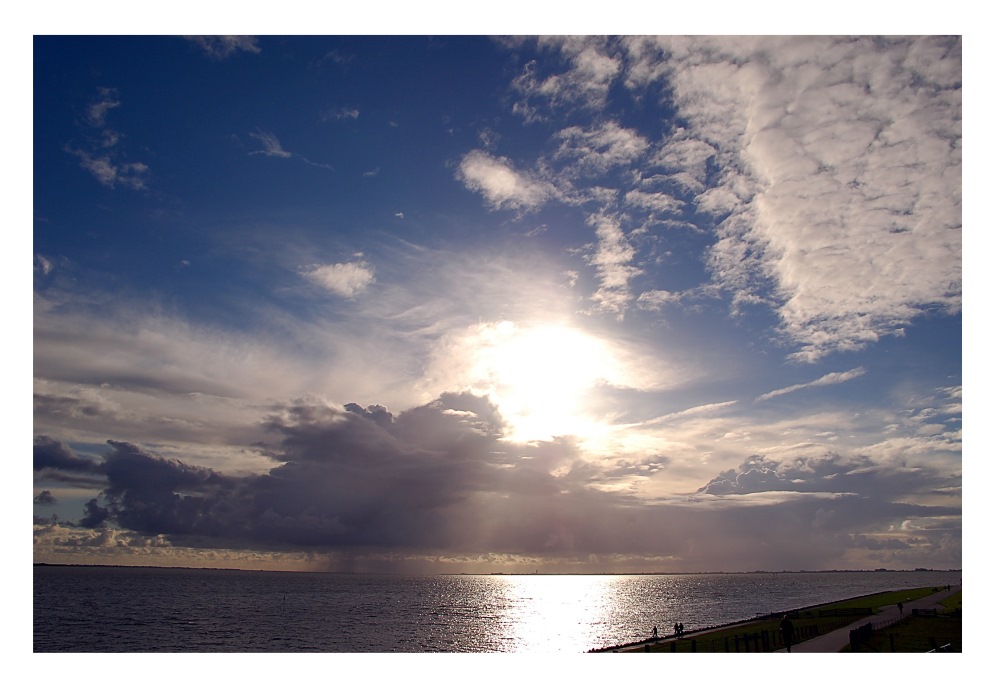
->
32, 33, 963, 574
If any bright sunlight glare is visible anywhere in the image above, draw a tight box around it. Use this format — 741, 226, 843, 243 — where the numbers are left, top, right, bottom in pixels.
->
461, 321, 622, 442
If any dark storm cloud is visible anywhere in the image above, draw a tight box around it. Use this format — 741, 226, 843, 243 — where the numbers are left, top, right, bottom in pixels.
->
245, 393, 513, 548
53, 395, 511, 549
39, 394, 959, 569
80, 498, 112, 529
34, 490, 57, 505
46, 395, 629, 552
33, 435, 103, 479
93, 441, 238, 536
697, 453, 951, 499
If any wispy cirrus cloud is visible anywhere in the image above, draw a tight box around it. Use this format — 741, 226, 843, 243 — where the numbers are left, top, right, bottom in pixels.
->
640, 400, 739, 426
185, 36, 260, 59
66, 87, 149, 190
756, 367, 867, 402
249, 129, 291, 158
249, 129, 334, 171
324, 106, 360, 121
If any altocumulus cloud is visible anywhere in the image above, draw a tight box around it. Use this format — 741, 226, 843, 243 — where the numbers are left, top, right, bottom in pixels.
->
464, 36, 961, 361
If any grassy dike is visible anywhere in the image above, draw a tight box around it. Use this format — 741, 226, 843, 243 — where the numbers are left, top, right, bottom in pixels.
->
849, 589, 962, 653
598, 587, 955, 653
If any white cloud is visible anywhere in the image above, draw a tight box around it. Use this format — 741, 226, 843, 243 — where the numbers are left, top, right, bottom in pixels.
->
186, 36, 260, 59
642, 400, 739, 425
68, 88, 150, 189
456, 150, 555, 211
35, 254, 53, 276
249, 130, 291, 158
624, 189, 684, 216
86, 87, 119, 127
554, 122, 649, 177
636, 289, 681, 311
648, 133, 717, 195
586, 214, 641, 315
301, 261, 375, 298
512, 37, 621, 119
626, 36, 961, 361
248, 129, 335, 171
325, 106, 360, 121
756, 367, 867, 402
68, 150, 149, 189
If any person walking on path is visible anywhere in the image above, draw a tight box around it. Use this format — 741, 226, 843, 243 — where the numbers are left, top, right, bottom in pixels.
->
779, 615, 795, 653
897, 601, 904, 615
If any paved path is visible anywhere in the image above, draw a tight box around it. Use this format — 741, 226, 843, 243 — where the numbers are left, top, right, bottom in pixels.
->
779, 585, 960, 653
600, 585, 959, 653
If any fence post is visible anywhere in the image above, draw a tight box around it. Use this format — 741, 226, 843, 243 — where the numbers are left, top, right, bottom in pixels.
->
734, 635, 740, 652
670, 641, 676, 653
691, 639, 696, 653
724, 637, 729, 653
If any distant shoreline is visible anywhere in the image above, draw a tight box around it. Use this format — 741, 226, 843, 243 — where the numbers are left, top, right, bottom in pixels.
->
34, 562, 962, 576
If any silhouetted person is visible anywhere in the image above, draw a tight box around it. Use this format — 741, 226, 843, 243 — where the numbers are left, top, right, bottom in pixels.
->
652, 626, 658, 639
779, 615, 794, 653
678, 622, 684, 637
673, 622, 679, 637
897, 601, 904, 615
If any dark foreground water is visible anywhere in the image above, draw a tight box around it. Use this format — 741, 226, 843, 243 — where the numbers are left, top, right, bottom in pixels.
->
34, 566, 961, 652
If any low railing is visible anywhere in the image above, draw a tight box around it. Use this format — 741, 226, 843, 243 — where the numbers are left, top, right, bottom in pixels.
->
927, 643, 953, 653
624, 617, 860, 653
849, 609, 954, 652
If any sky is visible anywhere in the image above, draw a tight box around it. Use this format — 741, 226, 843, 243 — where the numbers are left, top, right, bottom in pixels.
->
31, 32, 964, 575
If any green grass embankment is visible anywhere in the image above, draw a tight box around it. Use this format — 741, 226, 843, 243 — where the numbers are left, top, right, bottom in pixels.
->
613, 587, 943, 653
845, 589, 961, 653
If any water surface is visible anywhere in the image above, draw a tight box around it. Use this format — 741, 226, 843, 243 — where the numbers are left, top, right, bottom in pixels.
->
34, 567, 961, 652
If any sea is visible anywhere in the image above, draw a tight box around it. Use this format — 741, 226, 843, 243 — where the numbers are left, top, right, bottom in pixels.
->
33, 566, 961, 653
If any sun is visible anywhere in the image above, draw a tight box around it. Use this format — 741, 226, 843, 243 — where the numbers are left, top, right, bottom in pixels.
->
458, 321, 621, 442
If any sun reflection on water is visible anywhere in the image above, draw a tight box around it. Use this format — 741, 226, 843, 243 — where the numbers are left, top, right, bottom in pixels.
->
497, 575, 624, 652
